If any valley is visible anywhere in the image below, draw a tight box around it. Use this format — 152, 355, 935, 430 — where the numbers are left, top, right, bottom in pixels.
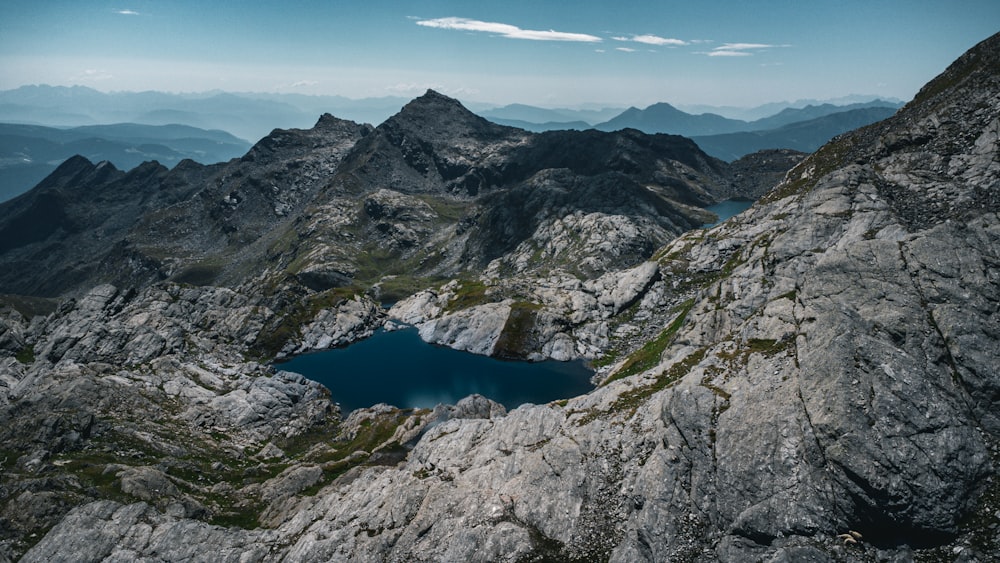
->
0, 31, 997, 563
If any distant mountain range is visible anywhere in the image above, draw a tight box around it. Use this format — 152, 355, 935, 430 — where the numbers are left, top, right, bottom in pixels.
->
592, 100, 901, 137
0, 85, 903, 202
595, 103, 748, 136
0, 122, 251, 202
690, 106, 900, 161
481, 118, 593, 132
0, 85, 412, 141
1, 84, 901, 140
479, 99, 902, 161
476, 103, 625, 127
675, 94, 905, 121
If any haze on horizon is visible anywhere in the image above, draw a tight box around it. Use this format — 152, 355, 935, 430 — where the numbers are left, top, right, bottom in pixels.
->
1, 0, 998, 109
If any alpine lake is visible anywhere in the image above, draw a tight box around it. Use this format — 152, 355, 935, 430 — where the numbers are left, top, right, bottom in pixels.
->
279, 199, 755, 416
277, 326, 594, 416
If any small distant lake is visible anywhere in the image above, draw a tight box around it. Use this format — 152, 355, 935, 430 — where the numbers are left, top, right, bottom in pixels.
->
277, 327, 594, 416
702, 198, 754, 228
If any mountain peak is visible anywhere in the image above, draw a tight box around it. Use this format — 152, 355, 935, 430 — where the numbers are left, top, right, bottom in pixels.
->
417, 88, 454, 102
394, 89, 478, 121
646, 101, 679, 111
596, 102, 747, 136
382, 90, 515, 142
910, 31, 999, 108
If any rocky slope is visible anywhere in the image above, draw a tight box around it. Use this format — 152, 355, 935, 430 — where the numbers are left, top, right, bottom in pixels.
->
725, 148, 808, 199
0, 32, 997, 563
0, 91, 738, 302
0, 115, 373, 297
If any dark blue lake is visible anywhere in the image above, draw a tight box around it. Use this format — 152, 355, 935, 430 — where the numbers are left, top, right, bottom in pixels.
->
702, 198, 754, 228
277, 327, 594, 416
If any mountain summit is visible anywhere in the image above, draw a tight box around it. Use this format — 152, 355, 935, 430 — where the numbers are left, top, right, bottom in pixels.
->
596, 101, 749, 136
387, 89, 505, 137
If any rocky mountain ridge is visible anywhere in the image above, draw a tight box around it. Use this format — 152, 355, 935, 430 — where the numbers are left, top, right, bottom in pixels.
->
0, 31, 996, 562
0, 122, 252, 204
0, 88, 770, 318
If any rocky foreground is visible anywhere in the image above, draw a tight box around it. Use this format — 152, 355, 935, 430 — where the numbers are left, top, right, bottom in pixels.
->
0, 33, 998, 563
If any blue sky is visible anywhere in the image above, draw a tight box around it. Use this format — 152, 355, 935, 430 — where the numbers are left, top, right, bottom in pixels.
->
1, 1, 997, 108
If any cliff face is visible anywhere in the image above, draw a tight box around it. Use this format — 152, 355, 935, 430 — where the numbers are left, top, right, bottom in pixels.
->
0, 33, 998, 562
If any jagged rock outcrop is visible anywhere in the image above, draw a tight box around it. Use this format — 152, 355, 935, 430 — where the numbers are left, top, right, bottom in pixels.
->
2, 32, 998, 563
273, 90, 733, 296
280, 295, 385, 357
391, 260, 663, 361
724, 148, 808, 199
0, 157, 179, 296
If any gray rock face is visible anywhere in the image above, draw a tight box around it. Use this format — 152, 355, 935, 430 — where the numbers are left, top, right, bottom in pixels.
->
725, 148, 808, 199
390, 260, 663, 362
280, 295, 385, 357
20, 501, 269, 563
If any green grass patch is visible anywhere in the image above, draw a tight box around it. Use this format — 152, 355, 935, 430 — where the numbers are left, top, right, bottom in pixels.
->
777, 290, 797, 302
417, 195, 470, 222
493, 301, 542, 360
15, 344, 34, 364
604, 299, 696, 384
717, 337, 795, 368
580, 347, 707, 425
376, 275, 445, 304
745, 338, 792, 356
208, 510, 261, 530
445, 279, 491, 312
251, 286, 366, 359
591, 349, 621, 370
759, 135, 853, 205
0, 294, 59, 318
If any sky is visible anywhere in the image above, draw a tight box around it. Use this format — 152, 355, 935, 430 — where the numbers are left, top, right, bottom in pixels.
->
1, 1, 998, 108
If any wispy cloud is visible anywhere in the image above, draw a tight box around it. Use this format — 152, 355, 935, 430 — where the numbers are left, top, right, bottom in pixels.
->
415, 17, 601, 43
384, 82, 479, 98
73, 69, 114, 82
616, 47, 637, 53
708, 50, 752, 57
617, 34, 687, 47
116, 9, 139, 15
704, 43, 788, 57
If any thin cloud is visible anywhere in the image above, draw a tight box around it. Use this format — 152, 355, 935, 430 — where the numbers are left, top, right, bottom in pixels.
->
416, 17, 601, 43
616, 47, 637, 53
708, 50, 753, 57
385, 82, 444, 95
630, 34, 687, 47
73, 69, 114, 82
384, 83, 479, 98
704, 42, 789, 57
116, 9, 139, 15
718, 43, 776, 51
